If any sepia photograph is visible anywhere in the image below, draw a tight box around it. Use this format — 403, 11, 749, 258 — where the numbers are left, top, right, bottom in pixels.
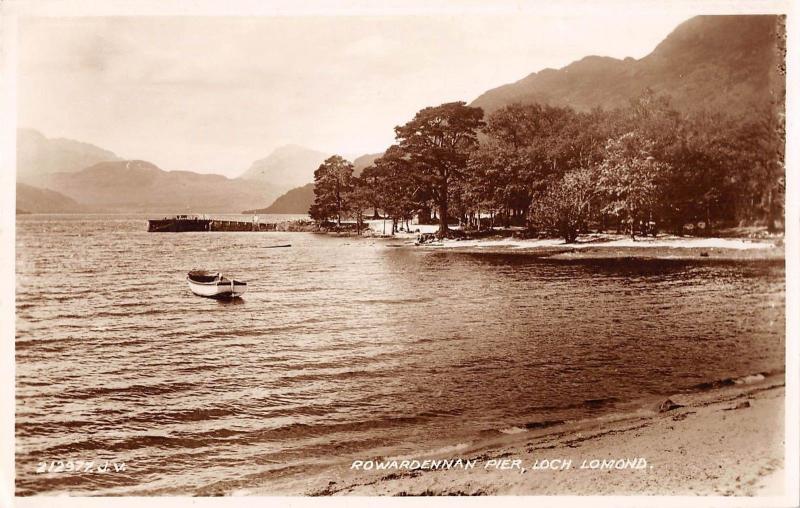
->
1, 0, 797, 506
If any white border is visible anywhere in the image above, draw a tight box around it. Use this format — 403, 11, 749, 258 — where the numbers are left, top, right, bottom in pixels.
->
1, 1, 797, 508
0, 5, 18, 508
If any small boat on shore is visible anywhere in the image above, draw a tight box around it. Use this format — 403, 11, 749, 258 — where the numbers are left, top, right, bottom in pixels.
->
187, 270, 247, 299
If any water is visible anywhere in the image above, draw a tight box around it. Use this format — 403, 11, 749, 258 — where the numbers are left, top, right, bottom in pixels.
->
15, 214, 785, 495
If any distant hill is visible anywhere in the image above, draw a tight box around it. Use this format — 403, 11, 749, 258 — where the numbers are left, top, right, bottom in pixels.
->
242, 151, 385, 214
243, 183, 315, 214
471, 15, 784, 115
353, 152, 383, 177
239, 145, 330, 192
16, 183, 88, 213
17, 130, 281, 213
16, 128, 121, 185
46, 160, 279, 213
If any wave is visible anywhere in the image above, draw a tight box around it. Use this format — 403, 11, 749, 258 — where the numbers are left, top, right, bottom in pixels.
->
688, 369, 783, 392
16, 419, 96, 437
496, 419, 567, 435
62, 381, 197, 400
498, 426, 528, 435
91, 308, 171, 319
126, 407, 239, 425
145, 414, 435, 451
523, 419, 567, 430
582, 397, 619, 409
143, 406, 488, 458
15, 335, 92, 351
41, 435, 204, 456
269, 368, 391, 387
352, 297, 435, 305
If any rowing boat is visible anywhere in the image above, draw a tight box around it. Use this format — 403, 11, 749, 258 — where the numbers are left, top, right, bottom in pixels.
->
187, 270, 247, 298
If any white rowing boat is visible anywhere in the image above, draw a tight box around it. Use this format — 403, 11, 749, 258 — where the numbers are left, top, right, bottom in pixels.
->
187, 270, 247, 298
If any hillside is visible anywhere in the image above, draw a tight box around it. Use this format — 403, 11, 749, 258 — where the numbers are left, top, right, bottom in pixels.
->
471, 15, 784, 115
16, 183, 88, 213
46, 160, 279, 213
17, 129, 121, 185
240, 144, 330, 191
243, 183, 315, 214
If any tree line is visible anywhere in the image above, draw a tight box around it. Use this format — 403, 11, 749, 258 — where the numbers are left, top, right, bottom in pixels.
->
310, 90, 784, 240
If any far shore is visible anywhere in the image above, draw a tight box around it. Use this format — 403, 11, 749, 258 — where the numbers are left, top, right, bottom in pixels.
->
242, 374, 785, 496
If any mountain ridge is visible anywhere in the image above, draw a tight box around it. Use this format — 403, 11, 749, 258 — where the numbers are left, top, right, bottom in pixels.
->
45, 160, 281, 213
470, 15, 784, 115
16, 133, 334, 213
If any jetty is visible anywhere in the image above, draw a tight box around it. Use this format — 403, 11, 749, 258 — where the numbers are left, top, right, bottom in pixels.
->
147, 215, 278, 232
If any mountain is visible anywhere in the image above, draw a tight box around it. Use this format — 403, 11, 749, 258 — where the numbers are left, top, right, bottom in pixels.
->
16, 129, 121, 185
46, 160, 279, 213
243, 183, 315, 214
16, 183, 88, 213
239, 145, 330, 192
471, 15, 784, 115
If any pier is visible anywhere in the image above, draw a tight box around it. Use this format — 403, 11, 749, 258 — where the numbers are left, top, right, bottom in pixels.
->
210, 220, 277, 232
147, 215, 278, 232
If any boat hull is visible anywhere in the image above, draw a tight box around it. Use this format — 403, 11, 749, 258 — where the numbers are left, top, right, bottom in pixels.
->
187, 278, 247, 298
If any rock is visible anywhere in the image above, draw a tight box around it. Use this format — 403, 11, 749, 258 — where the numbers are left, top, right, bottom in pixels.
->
658, 398, 685, 413
700, 251, 709, 257
722, 400, 752, 411
734, 373, 765, 385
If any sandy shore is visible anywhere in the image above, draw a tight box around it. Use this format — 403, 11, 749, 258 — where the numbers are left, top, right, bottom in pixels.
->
380, 232, 785, 260
248, 376, 785, 496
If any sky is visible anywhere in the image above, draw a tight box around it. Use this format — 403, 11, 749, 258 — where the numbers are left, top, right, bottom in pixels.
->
16, 13, 693, 178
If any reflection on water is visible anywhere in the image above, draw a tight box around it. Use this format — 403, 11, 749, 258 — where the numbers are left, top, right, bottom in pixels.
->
15, 215, 785, 495
216, 297, 246, 306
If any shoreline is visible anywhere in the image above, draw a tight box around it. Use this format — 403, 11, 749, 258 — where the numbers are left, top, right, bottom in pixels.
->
242, 373, 785, 496
377, 232, 785, 261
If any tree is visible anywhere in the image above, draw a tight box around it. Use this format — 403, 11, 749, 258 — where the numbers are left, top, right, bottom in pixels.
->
358, 164, 383, 219
529, 168, 596, 242
369, 145, 420, 234
394, 101, 484, 237
597, 133, 669, 240
347, 176, 372, 234
309, 155, 353, 227
474, 103, 599, 228
724, 104, 785, 231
